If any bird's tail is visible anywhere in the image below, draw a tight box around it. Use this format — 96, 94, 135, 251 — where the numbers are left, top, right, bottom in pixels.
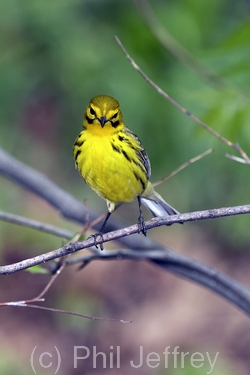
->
141, 182, 179, 217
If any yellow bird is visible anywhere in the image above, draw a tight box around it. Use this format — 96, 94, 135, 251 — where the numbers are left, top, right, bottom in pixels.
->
73, 95, 179, 240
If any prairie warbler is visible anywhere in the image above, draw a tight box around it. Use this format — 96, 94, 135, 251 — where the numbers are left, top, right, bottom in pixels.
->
73, 95, 179, 242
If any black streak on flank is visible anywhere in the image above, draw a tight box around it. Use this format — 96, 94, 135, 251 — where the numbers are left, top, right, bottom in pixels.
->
132, 158, 146, 174
74, 139, 84, 148
118, 135, 124, 142
122, 150, 131, 162
75, 149, 82, 160
133, 171, 146, 191
139, 177, 146, 191
125, 138, 137, 151
111, 143, 121, 153
86, 115, 94, 124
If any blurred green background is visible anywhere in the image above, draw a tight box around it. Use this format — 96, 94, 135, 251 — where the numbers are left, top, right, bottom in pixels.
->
0, 0, 250, 374
1, 0, 250, 245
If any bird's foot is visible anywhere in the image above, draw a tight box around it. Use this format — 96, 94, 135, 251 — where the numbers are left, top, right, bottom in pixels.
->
88, 232, 104, 250
137, 215, 147, 237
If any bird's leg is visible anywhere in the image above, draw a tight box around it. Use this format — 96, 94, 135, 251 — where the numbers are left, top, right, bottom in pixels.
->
99, 211, 112, 234
137, 196, 147, 236
88, 211, 111, 250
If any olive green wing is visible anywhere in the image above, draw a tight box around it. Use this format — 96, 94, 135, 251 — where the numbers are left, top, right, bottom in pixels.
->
123, 126, 151, 180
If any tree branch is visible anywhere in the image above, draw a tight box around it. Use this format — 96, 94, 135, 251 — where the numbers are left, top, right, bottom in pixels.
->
2, 238, 250, 316
1, 202, 250, 274
0, 210, 73, 239
1, 146, 250, 316
0, 147, 157, 250
69, 248, 250, 316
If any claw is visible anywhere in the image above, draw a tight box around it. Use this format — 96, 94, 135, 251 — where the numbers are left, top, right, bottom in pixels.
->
88, 232, 104, 250
87, 211, 112, 251
137, 215, 147, 236
137, 196, 147, 236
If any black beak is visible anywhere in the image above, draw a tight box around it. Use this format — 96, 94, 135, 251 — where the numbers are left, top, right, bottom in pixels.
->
99, 116, 107, 127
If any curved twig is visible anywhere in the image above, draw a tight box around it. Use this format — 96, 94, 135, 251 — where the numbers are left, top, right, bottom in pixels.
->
69, 248, 250, 316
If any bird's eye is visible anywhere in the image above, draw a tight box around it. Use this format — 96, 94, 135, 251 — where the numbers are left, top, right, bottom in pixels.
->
89, 107, 96, 116
110, 112, 118, 120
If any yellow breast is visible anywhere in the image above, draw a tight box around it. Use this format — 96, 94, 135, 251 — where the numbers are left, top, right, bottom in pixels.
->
76, 131, 145, 204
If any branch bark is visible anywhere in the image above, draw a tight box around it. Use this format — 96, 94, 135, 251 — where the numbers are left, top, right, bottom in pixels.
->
1, 147, 250, 316
0, 210, 73, 239
0, 147, 161, 250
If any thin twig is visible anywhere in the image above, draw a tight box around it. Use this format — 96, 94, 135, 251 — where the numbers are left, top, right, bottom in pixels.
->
225, 154, 248, 164
1, 256, 131, 323
153, 148, 213, 187
2, 299, 131, 323
5, 303, 131, 323
114, 36, 250, 164
36, 256, 68, 299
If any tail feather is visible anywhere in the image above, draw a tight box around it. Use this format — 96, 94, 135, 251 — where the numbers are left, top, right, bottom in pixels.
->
141, 196, 179, 217
141, 182, 179, 217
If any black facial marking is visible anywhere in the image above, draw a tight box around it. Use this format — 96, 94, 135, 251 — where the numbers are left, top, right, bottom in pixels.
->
111, 120, 120, 128
89, 107, 96, 116
110, 112, 118, 120
86, 115, 94, 124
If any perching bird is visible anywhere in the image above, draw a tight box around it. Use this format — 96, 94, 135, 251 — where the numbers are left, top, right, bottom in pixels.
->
73, 95, 179, 242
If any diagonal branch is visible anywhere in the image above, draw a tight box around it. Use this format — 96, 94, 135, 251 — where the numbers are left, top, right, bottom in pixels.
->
0, 203, 250, 275
114, 36, 250, 164
0, 210, 73, 239
153, 148, 213, 187
2, 239, 250, 316
0, 146, 156, 250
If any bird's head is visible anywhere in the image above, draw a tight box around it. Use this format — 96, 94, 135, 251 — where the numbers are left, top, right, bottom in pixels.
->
84, 95, 123, 133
